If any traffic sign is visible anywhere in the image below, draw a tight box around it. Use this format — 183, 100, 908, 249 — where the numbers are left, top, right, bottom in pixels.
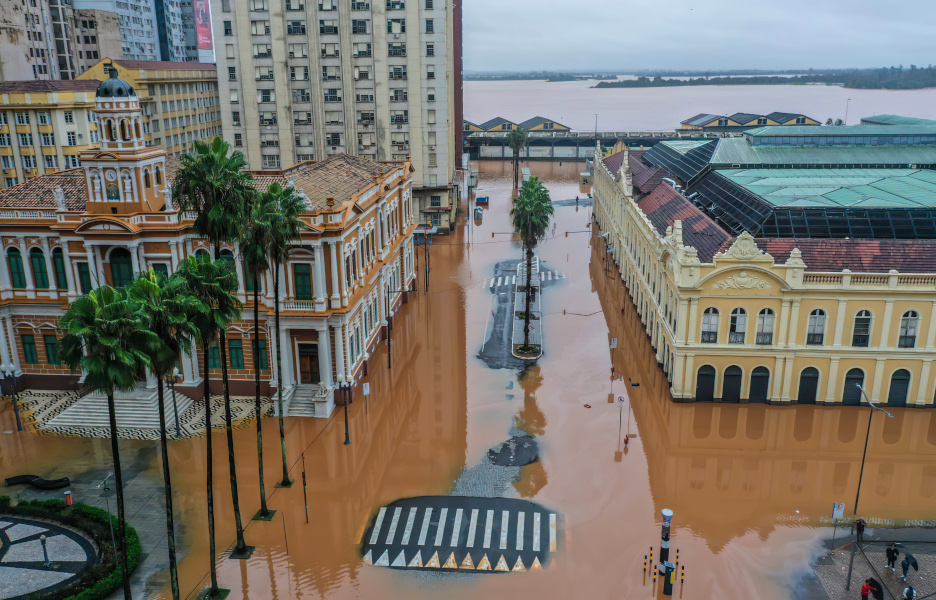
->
610, 338, 617, 349
363, 383, 370, 396
832, 503, 845, 519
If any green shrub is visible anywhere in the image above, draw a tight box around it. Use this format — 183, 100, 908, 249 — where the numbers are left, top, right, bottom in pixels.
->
0, 499, 140, 600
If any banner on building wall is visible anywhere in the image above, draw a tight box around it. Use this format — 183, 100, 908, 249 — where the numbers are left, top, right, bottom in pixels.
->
195, 0, 213, 50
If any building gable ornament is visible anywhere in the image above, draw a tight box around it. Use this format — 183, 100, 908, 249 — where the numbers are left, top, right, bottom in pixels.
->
784, 247, 806, 268
717, 232, 772, 262
713, 270, 771, 290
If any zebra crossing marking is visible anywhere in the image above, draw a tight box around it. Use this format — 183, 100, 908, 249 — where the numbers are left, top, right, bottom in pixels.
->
533, 513, 541, 552
483, 509, 494, 548
488, 278, 495, 288
531, 556, 543, 571
513, 557, 526, 572
499, 511, 509, 550
375, 550, 390, 566
465, 508, 477, 547
417, 508, 432, 546
427, 551, 441, 568
434, 507, 448, 546
494, 555, 510, 571
455, 508, 467, 547
363, 550, 373, 565
496, 276, 502, 287
516, 512, 525, 551
442, 553, 458, 569
391, 551, 406, 567
408, 552, 423, 568
369, 507, 387, 545
400, 507, 417, 545
385, 506, 402, 545
549, 513, 557, 552
477, 554, 492, 570
460, 553, 475, 569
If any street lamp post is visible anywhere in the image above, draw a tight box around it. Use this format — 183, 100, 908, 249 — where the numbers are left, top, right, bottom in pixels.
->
339, 380, 352, 445
853, 384, 893, 516
2, 363, 22, 432
165, 367, 181, 438
385, 286, 410, 370
96, 472, 118, 559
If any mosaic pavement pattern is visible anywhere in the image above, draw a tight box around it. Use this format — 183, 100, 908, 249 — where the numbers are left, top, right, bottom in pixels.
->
10, 390, 274, 440
813, 542, 936, 599
0, 517, 96, 600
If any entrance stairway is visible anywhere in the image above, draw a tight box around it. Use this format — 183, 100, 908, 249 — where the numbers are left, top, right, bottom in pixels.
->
43, 383, 193, 431
286, 384, 334, 418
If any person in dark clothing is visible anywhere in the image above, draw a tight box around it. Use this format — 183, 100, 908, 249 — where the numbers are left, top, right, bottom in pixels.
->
887, 543, 900, 571
862, 579, 878, 600
901, 557, 910, 581
856, 518, 866, 542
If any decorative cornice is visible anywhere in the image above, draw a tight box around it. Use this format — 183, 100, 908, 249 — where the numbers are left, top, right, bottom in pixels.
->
713, 270, 771, 290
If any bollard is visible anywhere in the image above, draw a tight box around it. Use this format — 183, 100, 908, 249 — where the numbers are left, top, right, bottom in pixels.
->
643, 555, 647, 571
660, 509, 673, 566
675, 548, 679, 564
64, 490, 73, 506
653, 565, 657, 582
681, 565, 685, 583
662, 561, 675, 596
649, 548, 653, 563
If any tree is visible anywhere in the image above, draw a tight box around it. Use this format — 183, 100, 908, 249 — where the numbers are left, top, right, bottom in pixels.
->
173, 136, 254, 557
263, 182, 307, 486
510, 176, 554, 351
59, 286, 157, 600
176, 255, 241, 595
239, 191, 276, 517
506, 126, 528, 190
128, 269, 200, 600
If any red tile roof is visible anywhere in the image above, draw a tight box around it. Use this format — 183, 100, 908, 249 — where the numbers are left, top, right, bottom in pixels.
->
0, 169, 87, 210
602, 149, 627, 176
0, 80, 101, 93
628, 151, 668, 194
636, 183, 731, 262
754, 238, 936, 274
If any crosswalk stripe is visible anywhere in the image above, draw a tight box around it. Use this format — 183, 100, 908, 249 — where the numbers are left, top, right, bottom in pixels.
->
466, 508, 478, 548
533, 513, 541, 552
500, 511, 509, 550
453, 508, 465, 546
516, 512, 525, 551
385, 506, 402, 545
434, 507, 448, 546
418, 508, 432, 546
549, 513, 557, 552
391, 550, 406, 567
512, 275, 517, 285
488, 278, 495, 288
496, 276, 502, 287
400, 507, 417, 545
483, 509, 494, 549
369, 507, 387, 545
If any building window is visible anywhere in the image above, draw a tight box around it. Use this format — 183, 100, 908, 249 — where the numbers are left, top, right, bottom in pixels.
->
44, 335, 59, 365
426, 42, 434, 56
425, 18, 433, 33
67, 132, 77, 146
109, 248, 133, 288
756, 308, 774, 344
208, 343, 220, 369
77, 262, 92, 293
806, 309, 825, 345
30, 248, 49, 289
327, 133, 341, 146
228, 67, 236, 81
427, 65, 435, 79
52, 248, 67, 289
224, 21, 233, 35
262, 154, 280, 168
64, 111, 74, 124
430, 195, 441, 207
852, 310, 872, 347
15, 113, 29, 125
232, 111, 241, 126
234, 133, 242, 147
253, 339, 268, 369
701, 307, 718, 343
22, 334, 39, 364
795, 117, 806, 124
898, 310, 920, 348
229, 339, 244, 369
293, 264, 313, 299
843, 368, 864, 405
728, 308, 746, 344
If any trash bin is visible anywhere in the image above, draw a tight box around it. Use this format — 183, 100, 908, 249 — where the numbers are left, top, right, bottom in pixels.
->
662, 561, 675, 595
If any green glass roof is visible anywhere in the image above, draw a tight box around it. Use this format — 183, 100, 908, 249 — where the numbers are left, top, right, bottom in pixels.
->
745, 124, 936, 136
860, 115, 936, 127
715, 168, 936, 209
710, 137, 936, 166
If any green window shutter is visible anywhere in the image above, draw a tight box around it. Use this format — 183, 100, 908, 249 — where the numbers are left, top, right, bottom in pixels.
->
253, 339, 268, 370
52, 249, 67, 289
8, 250, 25, 288
152, 263, 169, 278
44, 335, 59, 365
77, 262, 92, 294
22, 335, 38, 364
110, 250, 133, 288
208, 344, 220, 369
294, 264, 312, 300
244, 262, 263, 292
229, 339, 244, 369
30, 249, 49, 289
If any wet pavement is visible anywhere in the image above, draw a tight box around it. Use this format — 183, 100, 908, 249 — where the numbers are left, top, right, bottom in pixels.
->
1, 159, 935, 599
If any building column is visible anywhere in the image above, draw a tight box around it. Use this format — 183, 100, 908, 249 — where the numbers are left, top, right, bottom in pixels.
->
334, 323, 346, 382
338, 240, 348, 306
181, 347, 195, 383
916, 360, 932, 406
313, 243, 327, 311
786, 300, 801, 347
61, 242, 77, 300
85, 245, 98, 288
879, 300, 894, 348
137, 243, 147, 273
781, 356, 795, 401
682, 354, 694, 400
0, 245, 12, 299
926, 301, 936, 349
17, 236, 35, 299
129, 243, 140, 274
316, 325, 333, 387
825, 358, 839, 403
41, 237, 57, 299
0, 317, 11, 369
329, 241, 341, 308
234, 251, 246, 300
671, 353, 685, 397
279, 326, 294, 389
771, 356, 784, 401
776, 299, 791, 346
870, 358, 886, 402
94, 245, 106, 286
4, 317, 21, 375
145, 368, 157, 390
832, 299, 847, 347
168, 240, 179, 271
686, 298, 699, 344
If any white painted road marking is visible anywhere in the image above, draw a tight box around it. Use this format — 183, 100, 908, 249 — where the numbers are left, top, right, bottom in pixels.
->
369, 507, 387, 545
466, 509, 478, 547
400, 507, 417, 545
434, 508, 448, 546
549, 513, 557, 552
496, 276, 502, 287
500, 511, 509, 550
385, 506, 402, 545
533, 513, 541, 552
483, 509, 494, 549
516, 512, 525, 551
512, 275, 517, 285
452, 508, 464, 546
418, 508, 432, 546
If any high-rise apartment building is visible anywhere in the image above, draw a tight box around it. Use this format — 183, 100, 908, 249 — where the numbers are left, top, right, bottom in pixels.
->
0, 0, 60, 80
73, 0, 161, 61
155, 0, 199, 61
212, 0, 463, 230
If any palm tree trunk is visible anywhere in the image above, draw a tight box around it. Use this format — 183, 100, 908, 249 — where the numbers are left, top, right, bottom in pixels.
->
107, 390, 132, 600
218, 329, 248, 553
156, 377, 179, 600
274, 261, 290, 486
513, 148, 519, 189
524, 244, 533, 348
254, 281, 269, 517
203, 342, 219, 596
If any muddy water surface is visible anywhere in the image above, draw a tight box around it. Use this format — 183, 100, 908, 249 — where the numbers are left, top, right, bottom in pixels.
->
3, 160, 936, 599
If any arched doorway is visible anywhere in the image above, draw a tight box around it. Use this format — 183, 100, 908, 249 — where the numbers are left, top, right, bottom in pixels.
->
797, 368, 819, 404
695, 365, 715, 401
110, 248, 133, 288
722, 366, 742, 403
749, 367, 770, 402
842, 368, 864, 405
887, 369, 911, 407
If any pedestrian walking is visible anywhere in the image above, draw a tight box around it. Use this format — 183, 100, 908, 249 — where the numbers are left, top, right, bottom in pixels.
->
855, 518, 866, 542
886, 543, 899, 571
901, 556, 910, 581
861, 579, 878, 600
903, 586, 916, 599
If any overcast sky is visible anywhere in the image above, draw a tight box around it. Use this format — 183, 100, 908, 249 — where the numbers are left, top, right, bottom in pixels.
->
463, 0, 936, 72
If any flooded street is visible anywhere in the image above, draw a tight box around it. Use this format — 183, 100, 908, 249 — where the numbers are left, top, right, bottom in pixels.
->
3, 160, 936, 599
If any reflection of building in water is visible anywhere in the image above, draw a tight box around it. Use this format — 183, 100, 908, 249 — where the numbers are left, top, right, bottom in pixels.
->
592, 255, 936, 549
593, 126, 936, 406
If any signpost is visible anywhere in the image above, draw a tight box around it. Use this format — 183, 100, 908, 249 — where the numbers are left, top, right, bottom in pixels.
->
363, 382, 370, 414
610, 338, 617, 349
831, 502, 845, 549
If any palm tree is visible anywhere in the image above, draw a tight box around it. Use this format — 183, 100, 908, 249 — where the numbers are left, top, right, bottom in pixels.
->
128, 269, 200, 600
176, 255, 241, 594
506, 126, 528, 190
264, 182, 307, 487
240, 191, 276, 518
174, 136, 254, 557
59, 286, 157, 600
510, 176, 554, 351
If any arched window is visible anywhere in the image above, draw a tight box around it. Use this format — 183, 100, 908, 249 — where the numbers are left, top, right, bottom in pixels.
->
106, 119, 116, 142
29, 248, 49, 289
842, 368, 864, 405
109, 248, 133, 288
155, 166, 162, 185
701, 308, 718, 343
52, 248, 67, 290
729, 308, 746, 344
143, 169, 151, 189
695, 365, 716, 401
750, 366, 770, 402
898, 311, 920, 348
134, 120, 142, 139
756, 308, 774, 345
797, 367, 820, 404
852, 310, 872, 347
195, 249, 210, 261
7, 248, 26, 288
722, 366, 743, 402
807, 309, 826, 345
887, 369, 911, 407
120, 119, 131, 141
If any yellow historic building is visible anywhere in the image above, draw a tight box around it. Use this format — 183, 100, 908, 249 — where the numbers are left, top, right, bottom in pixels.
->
0, 67, 417, 422
680, 112, 820, 132
594, 142, 936, 408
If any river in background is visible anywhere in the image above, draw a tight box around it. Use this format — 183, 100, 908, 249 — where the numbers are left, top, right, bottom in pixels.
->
464, 79, 936, 131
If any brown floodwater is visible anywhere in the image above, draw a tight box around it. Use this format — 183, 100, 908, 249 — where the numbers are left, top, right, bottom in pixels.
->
3, 160, 936, 599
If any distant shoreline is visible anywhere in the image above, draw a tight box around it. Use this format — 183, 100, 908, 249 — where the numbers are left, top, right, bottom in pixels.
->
593, 70, 936, 90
